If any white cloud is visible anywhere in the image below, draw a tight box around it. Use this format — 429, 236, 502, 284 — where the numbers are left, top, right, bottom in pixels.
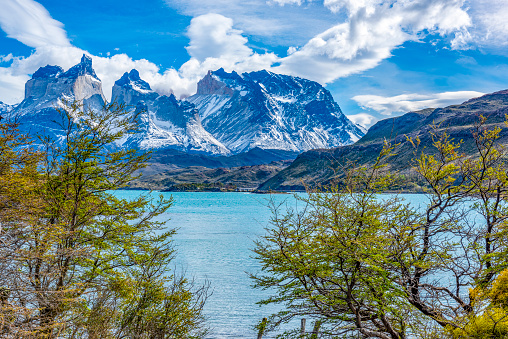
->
0, 0, 70, 48
454, 0, 508, 51
324, 0, 382, 15
186, 14, 252, 62
352, 91, 485, 115
346, 113, 377, 128
0, 67, 29, 104
275, 0, 471, 83
269, 0, 304, 5
172, 13, 279, 96
0, 54, 15, 63
287, 46, 297, 55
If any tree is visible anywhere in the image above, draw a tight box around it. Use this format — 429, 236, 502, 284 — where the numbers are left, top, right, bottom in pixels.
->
253, 116, 508, 338
0, 101, 208, 338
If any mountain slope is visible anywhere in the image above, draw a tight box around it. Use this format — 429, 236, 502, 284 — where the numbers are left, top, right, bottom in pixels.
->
112, 69, 230, 155
11, 55, 106, 139
8, 55, 364, 162
187, 69, 364, 153
259, 90, 508, 191
0, 102, 12, 115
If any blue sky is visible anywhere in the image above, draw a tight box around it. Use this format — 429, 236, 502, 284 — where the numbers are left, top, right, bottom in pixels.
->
1, 0, 508, 127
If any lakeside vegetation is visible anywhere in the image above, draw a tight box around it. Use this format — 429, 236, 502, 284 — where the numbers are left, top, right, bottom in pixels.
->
1, 99, 508, 338
0, 101, 209, 338
253, 117, 508, 338
161, 182, 238, 192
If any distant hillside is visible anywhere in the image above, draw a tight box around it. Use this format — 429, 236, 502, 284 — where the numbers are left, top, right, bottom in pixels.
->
259, 90, 508, 191
130, 160, 292, 190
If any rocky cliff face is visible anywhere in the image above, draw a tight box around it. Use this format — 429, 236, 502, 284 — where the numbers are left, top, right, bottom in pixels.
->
12, 54, 106, 140
187, 68, 364, 154
23, 55, 105, 108
112, 69, 230, 155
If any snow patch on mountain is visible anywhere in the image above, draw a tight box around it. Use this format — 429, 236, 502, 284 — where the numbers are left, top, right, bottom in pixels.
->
186, 68, 364, 153
6, 55, 363, 158
112, 69, 230, 155
0, 101, 13, 115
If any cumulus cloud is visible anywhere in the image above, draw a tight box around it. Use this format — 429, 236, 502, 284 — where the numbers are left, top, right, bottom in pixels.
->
346, 113, 377, 128
352, 91, 485, 115
0, 0, 70, 48
454, 0, 508, 51
269, 0, 304, 5
275, 0, 471, 82
186, 14, 252, 61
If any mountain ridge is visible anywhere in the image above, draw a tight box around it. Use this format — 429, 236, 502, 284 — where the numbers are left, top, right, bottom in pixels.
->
187, 68, 363, 153
7, 55, 363, 161
258, 89, 508, 191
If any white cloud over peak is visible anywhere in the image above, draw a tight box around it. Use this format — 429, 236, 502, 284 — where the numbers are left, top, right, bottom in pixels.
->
181, 14, 278, 79
0, 0, 70, 48
186, 14, 252, 62
346, 113, 377, 128
352, 91, 485, 115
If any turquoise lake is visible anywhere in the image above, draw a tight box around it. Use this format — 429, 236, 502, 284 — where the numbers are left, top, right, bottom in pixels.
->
114, 191, 431, 338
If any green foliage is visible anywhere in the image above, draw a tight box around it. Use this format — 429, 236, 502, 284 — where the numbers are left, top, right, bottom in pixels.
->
254, 118, 508, 338
0, 101, 208, 338
163, 182, 237, 192
448, 270, 508, 338
254, 142, 420, 338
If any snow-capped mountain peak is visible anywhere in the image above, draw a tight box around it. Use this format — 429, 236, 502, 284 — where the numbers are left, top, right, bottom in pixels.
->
60, 54, 99, 80
115, 69, 152, 93
187, 68, 364, 153
113, 69, 231, 155
7, 57, 363, 158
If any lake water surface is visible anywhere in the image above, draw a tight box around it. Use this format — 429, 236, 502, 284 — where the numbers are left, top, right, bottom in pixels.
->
113, 191, 430, 338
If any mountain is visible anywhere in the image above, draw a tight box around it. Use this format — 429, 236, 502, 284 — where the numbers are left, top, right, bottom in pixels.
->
259, 90, 508, 191
186, 68, 364, 153
21, 54, 105, 111
129, 159, 293, 190
7, 54, 364, 166
11, 55, 106, 139
112, 69, 230, 155
0, 102, 12, 115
